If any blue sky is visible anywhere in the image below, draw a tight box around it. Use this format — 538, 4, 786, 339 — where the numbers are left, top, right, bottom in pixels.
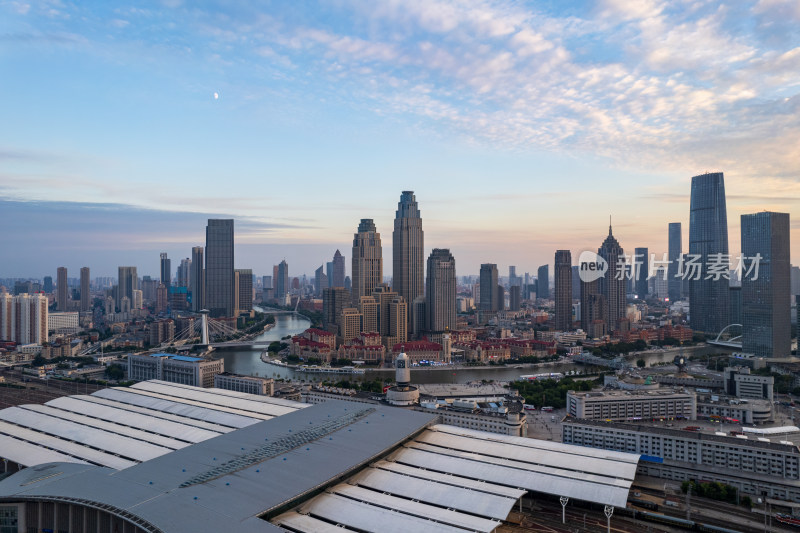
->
1, 0, 798, 278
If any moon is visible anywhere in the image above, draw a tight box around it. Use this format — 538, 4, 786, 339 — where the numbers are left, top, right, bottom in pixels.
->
213, 92, 219, 100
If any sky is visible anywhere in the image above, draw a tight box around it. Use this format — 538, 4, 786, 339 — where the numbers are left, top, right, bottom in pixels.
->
1, 0, 798, 279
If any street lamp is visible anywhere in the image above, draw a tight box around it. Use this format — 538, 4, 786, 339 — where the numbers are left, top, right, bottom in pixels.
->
604, 505, 614, 533
560, 496, 569, 524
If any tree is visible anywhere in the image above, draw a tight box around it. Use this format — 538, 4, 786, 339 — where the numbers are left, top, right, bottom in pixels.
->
636, 359, 646, 368
105, 365, 125, 380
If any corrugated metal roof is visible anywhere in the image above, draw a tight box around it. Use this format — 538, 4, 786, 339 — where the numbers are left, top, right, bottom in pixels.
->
146, 380, 307, 410
45, 396, 222, 443
273, 511, 351, 533
105, 387, 273, 421
350, 467, 517, 520
0, 435, 87, 467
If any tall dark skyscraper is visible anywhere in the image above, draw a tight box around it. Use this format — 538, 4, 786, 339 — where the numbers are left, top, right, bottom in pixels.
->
43, 276, 53, 294
117, 266, 138, 311
598, 224, 626, 331
634, 247, 649, 298
276, 260, 289, 300
352, 219, 383, 302
425, 249, 456, 333
689, 172, 729, 334
314, 265, 328, 297
205, 219, 234, 318
580, 277, 606, 338
509, 285, 521, 311
554, 250, 572, 331
332, 250, 346, 288
56, 267, 68, 311
160, 253, 171, 287
479, 264, 498, 313
668, 222, 682, 302
741, 211, 791, 358
537, 265, 549, 299
190, 246, 205, 312
393, 191, 424, 326
80, 267, 90, 312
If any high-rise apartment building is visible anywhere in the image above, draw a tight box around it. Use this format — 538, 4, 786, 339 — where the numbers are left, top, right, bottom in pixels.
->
741, 212, 791, 358
537, 265, 549, 299
668, 223, 682, 302
160, 253, 171, 287
689, 172, 730, 334
386, 296, 408, 348
56, 267, 68, 312
339, 308, 363, 344
332, 250, 346, 288
554, 250, 572, 331
117, 266, 138, 312
479, 264, 498, 313
177, 258, 191, 288
425, 249, 456, 333
358, 296, 379, 334
80, 267, 91, 312
352, 219, 383, 301
598, 224, 626, 331
276, 260, 289, 300
205, 219, 234, 318
235, 268, 253, 314
392, 191, 424, 328
191, 246, 205, 312
634, 247, 648, 298
0, 293, 48, 345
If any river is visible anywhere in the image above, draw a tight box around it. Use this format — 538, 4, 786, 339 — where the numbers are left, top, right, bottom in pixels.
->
212, 312, 727, 384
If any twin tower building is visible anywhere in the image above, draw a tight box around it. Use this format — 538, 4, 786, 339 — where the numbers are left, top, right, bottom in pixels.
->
327, 191, 456, 344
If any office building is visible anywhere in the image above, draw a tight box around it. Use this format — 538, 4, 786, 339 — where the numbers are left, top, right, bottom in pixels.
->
571, 265, 580, 297
668, 222, 682, 301
331, 249, 346, 288
43, 276, 53, 294
358, 295, 379, 334
479, 263, 498, 313
56, 266, 68, 312
47, 312, 79, 335
566, 388, 696, 421
160, 253, 171, 287
496, 285, 505, 311
424, 248, 456, 333
689, 172, 730, 334
235, 268, 253, 314
536, 264, 549, 299
191, 246, 205, 312
741, 211, 791, 358
509, 285, 521, 312
597, 223, 626, 331
205, 219, 235, 318
128, 353, 224, 388
214, 373, 274, 396
0, 293, 48, 345
792, 265, 800, 295
508, 266, 518, 288
275, 260, 289, 301
117, 266, 138, 312
634, 246, 648, 298
79, 266, 91, 312
322, 287, 350, 336
351, 219, 383, 301
392, 191, 424, 329
554, 250, 572, 331
314, 265, 327, 297
339, 307, 363, 344
386, 295, 408, 348
724, 366, 774, 401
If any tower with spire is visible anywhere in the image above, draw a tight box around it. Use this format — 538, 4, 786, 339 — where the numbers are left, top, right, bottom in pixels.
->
598, 218, 627, 332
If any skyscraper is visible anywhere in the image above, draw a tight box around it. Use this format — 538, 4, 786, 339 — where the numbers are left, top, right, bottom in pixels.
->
598, 223, 626, 331
190, 246, 205, 312
80, 267, 91, 312
352, 219, 383, 302
689, 172, 730, 334
323, 287, 351, 335
537, 265, 549, 299
43, 276, 53, 294
205, 219, 234, 318
554, 250, 572, 331
634, 247, 649, 299
160, 253, 171, 287
117, 266, 138, 312
177, 258, 191, 288
235, 268, 253, 314
509, 286, 521, 311
332, 250, 346, 288
479, 264, 498, 313
0, 293, 48, 345
425, 249, 456, 333
392, 191, 424, 327
741, 212, 791, 358
668, 223, 682, 302
276, 260, 289, 300
56, 267, 68, 312
509, 266, 518, 288
580, 278, 606, 338
326, 262, 334, 290
315, 266, 328, 297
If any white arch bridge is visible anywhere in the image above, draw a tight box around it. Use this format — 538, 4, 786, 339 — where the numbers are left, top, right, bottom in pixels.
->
707, 324, 742, 348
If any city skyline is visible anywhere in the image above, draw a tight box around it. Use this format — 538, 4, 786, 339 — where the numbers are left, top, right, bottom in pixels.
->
2, 1, 799, 278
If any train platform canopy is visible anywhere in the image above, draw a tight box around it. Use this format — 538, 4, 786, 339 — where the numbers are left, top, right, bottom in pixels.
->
0, 386, 641, 533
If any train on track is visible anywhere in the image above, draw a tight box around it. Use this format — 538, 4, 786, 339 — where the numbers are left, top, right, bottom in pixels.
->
618, 504, 743, 532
